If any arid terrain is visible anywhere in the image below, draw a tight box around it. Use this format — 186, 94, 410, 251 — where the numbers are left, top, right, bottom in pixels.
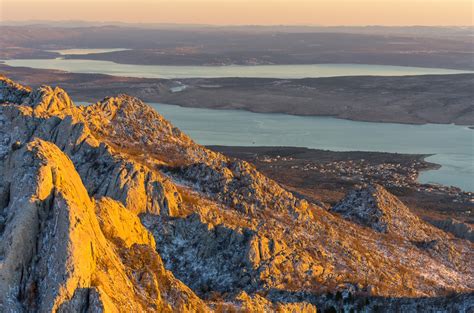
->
0, 23, 473, 313
1, 25, 473, 69
1, 24, 473, 127
0, 76, 473, 312
2, 64, 473, 125
210, 146, 473, 238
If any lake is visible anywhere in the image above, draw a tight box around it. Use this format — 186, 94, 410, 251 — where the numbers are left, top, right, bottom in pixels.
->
146, 103, 473, 192
4, 51, 472, 191
2, 58, 472, 79
48, 48, 130, 55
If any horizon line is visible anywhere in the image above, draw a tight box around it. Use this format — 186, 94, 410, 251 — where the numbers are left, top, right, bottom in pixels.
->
1, 20, 473, 28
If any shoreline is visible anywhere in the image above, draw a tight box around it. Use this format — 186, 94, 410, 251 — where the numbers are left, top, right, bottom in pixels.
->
416, 155, 443, 186
1, 63, 473, 126
151, 101, 474, 127
210, 145, 444, 186
61, 55, 474, 71
208, 145, 473, 223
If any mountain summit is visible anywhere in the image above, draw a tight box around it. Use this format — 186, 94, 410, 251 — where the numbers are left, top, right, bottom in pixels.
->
332, 184, 448, 240
0, 76, 472, 312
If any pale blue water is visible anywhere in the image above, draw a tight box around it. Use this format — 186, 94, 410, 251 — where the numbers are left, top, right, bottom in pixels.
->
2, 58, 472, 79
6, 51, 472, 191
145, 103, 472, 192
48, 48, 130, 55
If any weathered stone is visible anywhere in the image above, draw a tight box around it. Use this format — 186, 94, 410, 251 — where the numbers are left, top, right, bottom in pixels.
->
0, 77, 472, 312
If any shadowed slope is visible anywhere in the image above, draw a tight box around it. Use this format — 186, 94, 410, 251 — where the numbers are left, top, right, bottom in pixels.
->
0, 139, 208, 312
0, 76, 472, 312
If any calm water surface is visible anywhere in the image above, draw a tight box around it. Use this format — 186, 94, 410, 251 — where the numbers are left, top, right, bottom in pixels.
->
7, 50, 472, 190
48, 48, 130, 55
3, 58, 472, 79
146, 103, 473, 192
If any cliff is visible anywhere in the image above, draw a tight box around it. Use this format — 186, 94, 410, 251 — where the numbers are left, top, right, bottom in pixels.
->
0, 76, 472, 312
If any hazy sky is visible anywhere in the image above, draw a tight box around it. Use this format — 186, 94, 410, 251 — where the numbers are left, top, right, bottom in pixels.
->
1, 0, 473, 26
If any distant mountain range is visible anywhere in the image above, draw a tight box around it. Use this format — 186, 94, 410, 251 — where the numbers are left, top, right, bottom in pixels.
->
1, 24, 473, 70
1, 21, 473, 33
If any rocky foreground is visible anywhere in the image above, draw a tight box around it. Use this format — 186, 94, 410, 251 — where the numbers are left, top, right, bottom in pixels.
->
0, 76, 473, 312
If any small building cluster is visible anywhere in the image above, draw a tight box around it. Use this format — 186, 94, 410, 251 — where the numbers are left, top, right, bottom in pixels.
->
257, 155, 473, 204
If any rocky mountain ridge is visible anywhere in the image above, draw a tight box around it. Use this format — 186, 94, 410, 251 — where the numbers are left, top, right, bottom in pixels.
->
332, 184, 448, 241
0, 76, 472, 312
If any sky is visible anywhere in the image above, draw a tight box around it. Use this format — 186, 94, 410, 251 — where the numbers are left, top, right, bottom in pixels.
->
1, 0, 473, 26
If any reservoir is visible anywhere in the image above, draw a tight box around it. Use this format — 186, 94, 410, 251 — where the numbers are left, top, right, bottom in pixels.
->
4, 51, 472, 191
147, 103, 474, 192
2, 58, 472, 79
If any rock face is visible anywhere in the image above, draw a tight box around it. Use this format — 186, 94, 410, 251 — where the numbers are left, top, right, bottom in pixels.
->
331, 184, 447, 241
0, 76, 473, 312
428, 218, 474, 242
0, 77, 31, 103
0, 139, 208, 312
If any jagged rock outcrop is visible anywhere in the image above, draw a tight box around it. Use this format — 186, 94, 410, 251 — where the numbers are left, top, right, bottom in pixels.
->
82, 94, 221, 166
175, 160, 311, 216
143, 213, 258, 295
0, 139, 208, 312
331, 184, 447, 241
234, 291, 317, 312
0, 85, 182, 217
428, 218, 474, 242
84, 94, 312, 217
1, 76, 473, 312
0, 75, 31, 103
